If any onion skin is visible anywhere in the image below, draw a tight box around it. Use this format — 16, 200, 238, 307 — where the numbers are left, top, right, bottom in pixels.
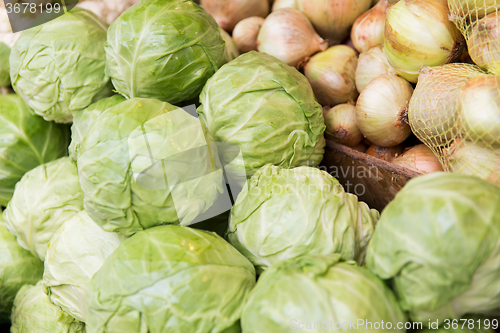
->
459, 75, 500, 147
351, 0, 388, 53
392, 144, 444, 173
304, 45, 359, 106
201, 0, 269, 32
356, 74, 413, 147
351, 142, 368, 153
257, 8, 328, 67
233, 17, 265, 53
355, 45, 397, 93
448, 0, 500, 22
408, 64, 486, 147
468, 13, 500, 74
366, 144, 405, 162
324, 103, 364, 147
384, 0, 465, 83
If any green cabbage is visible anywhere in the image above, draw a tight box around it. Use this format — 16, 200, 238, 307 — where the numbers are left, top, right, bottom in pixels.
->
0, 94, 69, 206
228, 165, 379, 272
0, 42, 10, 87
86, 225, 256, 333
3, 157, 84, 261
220, 29, 240, 62
241, 254, 407, 333
0, 219, 43, 323
197, 51, 326, 176
43, 211, 125, 322
10, 8, 111, 123
366, 172, 500, 323
10, 282, 85, 333
105, 0, 226, 104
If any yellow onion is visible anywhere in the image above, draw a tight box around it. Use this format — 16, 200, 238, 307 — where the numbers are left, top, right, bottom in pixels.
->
201, 0, 269, 32
459, 75, 500, 147
392, 144, 444, 173
444, 138, 500, 184
366, 144, 405, 162
220, 29, 240, 62
324, 103, 363, 147
468, 12, 500, 74
272, 0, 372, 45
351, 0, 388, 53
408, 64, 486, 147
356, 74, 413, 147
232, 17, 265, 53
257, 8, 328, 67
355, 45, 397, 93
304, 45, 358, 106
448, 0, 500, 21
384, 0, 465, 83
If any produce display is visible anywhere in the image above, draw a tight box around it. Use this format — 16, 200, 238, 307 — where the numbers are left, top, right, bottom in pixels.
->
0, 0, 499, 332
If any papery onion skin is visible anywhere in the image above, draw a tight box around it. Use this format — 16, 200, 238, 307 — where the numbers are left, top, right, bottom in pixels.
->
392, 144, 444, 173
351, 0, 388, 53
304, 45, 359, 106
459, 75, 500, 147
448, 0, 500, 21
384, 0, 465, 83
233, 17, 265, 53
257, 8, 328, 67
366, 144, 405, 162
355, 45, 397, 93
408, 64, 486, 147
201, 0, 269, 32
324, 103, 364, 147
468, 13, 500, 74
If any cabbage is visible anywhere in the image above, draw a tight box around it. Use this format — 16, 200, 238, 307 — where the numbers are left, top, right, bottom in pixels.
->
3, 157, 84, 261
228, 164, 379, 273
10, 8, 111, 123
0, 94, 69, 206
86, 225, 255, 333
366, 172, 500, 323
0, 42, 10, 86
241, 254, 406, 333
197, 51, 326, 176
105, 0, 226, 104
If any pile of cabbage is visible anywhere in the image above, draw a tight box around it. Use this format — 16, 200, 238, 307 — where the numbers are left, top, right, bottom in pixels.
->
0, 0, 499, 333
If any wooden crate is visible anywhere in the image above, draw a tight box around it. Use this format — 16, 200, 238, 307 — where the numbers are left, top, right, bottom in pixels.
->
320, 139, 421, 212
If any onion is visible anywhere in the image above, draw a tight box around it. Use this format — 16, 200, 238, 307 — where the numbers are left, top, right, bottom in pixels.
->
351, 0, 388, 53
220, 29, 240, 62
272, 0, 372, 46
355, 45, 397, 93
323, 103, 363, 147
201, 0, 269, 32
408, 64, 486, 147
0, 6, 20, 47
384, 0, 465, 83
258, 8, 328, 67
233, 17, 265, 53
356, 75, 413, 147
468, 12, 500, 74
448, 0, 500, 22
76, 0, 140, 24
351, 142, 368, 153
303, 45, 358, 106
459, 75, 500, 147
366, 144, 405, 162
392, 144, 444, 173
444, 138, 500, 184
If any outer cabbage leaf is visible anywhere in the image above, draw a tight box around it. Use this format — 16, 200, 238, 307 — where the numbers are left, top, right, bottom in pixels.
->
86, 225, 256, 333
0, 42, 10, 86
3, 157, 84, 261
0, 94, 69, 206
366, 172, 500, 323
228, 164, 379, 273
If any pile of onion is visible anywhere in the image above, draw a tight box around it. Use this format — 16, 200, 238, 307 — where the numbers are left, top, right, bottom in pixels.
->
201, 0, 269, 32
303, 45, 359, 106
468, 12, 500, 74
351, 0, 388, 53
233, 17, 265, 53
392, 144, 444, 174
355, 45, 397, 93
323, 103, 363, 147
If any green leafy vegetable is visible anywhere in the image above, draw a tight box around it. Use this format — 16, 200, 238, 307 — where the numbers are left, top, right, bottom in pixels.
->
0, 42, 10, 87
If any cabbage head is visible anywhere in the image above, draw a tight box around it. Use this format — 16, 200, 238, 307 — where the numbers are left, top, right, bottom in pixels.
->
241, 254, 406, 333
71, 97, 223, 236
3, 157, 84, 261
228, 165, 379, 272
366, 172, 500, 323
43, 211, 125, 322
10, 282, 85, 333
10, 8, 111, 123
0, 219, 43, 323
0, 94, 69, 206
0, 42, 10, 86
105, 0, 226, 104
86, 225, 256, 333
197, 51, 326, 176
